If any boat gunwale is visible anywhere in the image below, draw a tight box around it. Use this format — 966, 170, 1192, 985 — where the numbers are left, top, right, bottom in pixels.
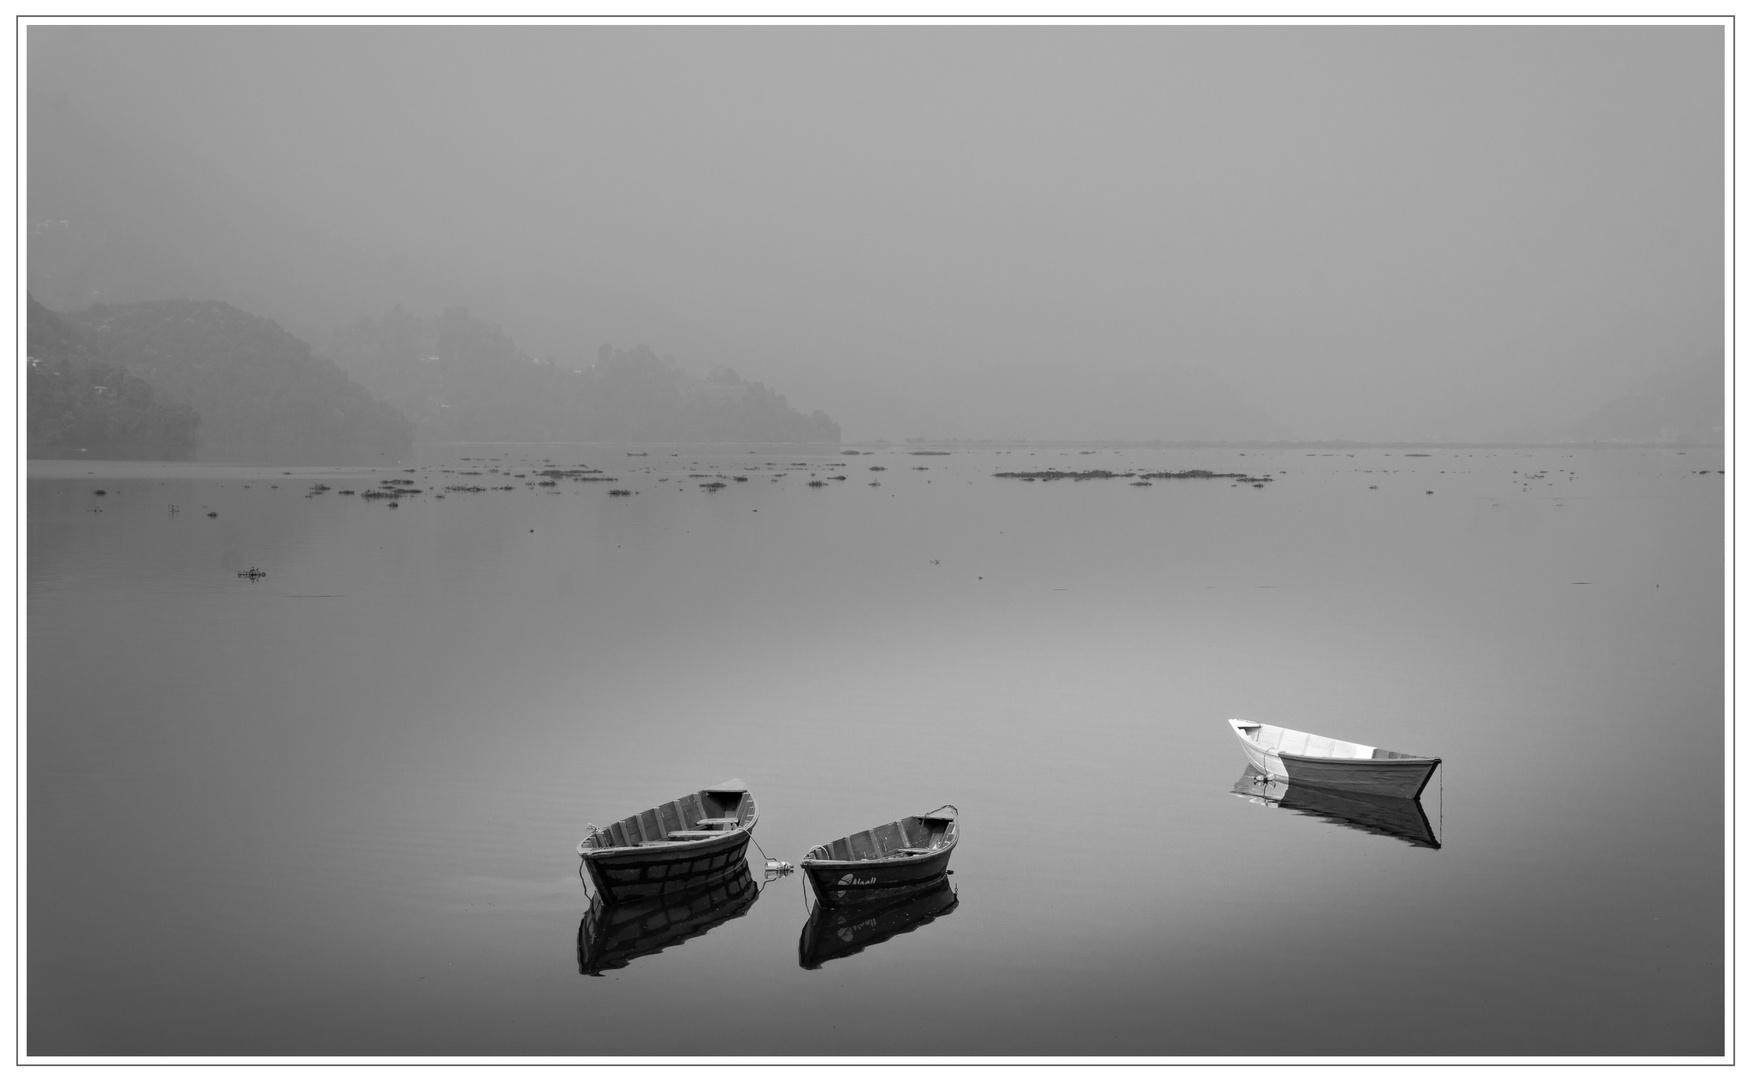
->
578, 828, 751, 860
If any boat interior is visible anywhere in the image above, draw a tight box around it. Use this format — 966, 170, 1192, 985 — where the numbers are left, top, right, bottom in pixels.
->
806, 811, 955, 863
583, 785, 751, 850
1234, 721, 1426, 761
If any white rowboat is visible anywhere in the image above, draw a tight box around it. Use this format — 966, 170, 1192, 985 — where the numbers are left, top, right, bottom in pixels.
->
1227, 719, 1439, 799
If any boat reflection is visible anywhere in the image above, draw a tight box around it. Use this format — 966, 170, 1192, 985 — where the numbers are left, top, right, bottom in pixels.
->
1232, 766, 1442, 849
577, 859, 759, 975
798, 874, 959, 970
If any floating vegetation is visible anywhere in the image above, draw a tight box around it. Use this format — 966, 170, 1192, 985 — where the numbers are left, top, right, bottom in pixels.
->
842, 450, 861, 455
830, 475, 847, 480
701, 481, 727, 490
808, 480, 826, 487
1139, 470, 1274, 483
93, 489, 107, 495
869, 465, 887, 471
536, 468, 604, 479
993, 469, 1134, 481
309, 483, 331, 493
913, 466, 929, 470
537, 480, 558, 487
733, 476, 748, 482
608, 489, 633, 496
445, 485, 487, 493
909, 451, 949, 456
992, 467, 1276, 484
1131, 481, 1153, 486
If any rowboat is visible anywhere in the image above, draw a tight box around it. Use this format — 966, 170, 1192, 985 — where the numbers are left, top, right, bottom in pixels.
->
576, 779, 757, 903
576, 862, 759, 975
1231, 766, 1441, 849
798, 875, 959, 970
1228, 719, 1439, 799
800, 804, 958, 908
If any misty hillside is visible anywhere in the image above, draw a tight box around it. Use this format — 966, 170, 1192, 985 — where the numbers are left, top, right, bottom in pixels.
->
1569, 353, 1723, 444
27, 295, 199, 450
60, 300, 414, 451
327, 307, 840, 443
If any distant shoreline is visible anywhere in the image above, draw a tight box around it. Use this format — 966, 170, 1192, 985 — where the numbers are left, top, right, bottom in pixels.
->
867, 439, 1726, 451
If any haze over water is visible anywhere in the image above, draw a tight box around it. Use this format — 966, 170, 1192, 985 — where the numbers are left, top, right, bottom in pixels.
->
27, 444, 1723, 1057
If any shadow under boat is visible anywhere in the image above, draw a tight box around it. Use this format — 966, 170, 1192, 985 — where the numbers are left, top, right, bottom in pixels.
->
798, 874, 960, 970
577, 859, 760, 975
1231, 766, 1442, 849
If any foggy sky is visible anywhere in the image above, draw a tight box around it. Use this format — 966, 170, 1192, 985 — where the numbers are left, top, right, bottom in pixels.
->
26, 23, 1725, 442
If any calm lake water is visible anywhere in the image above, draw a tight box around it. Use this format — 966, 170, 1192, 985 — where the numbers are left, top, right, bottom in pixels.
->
26, 443, 1725, 1058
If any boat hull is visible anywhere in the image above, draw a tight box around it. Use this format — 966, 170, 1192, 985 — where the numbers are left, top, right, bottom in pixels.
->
802, 846, 954, 908
581, 830, 752, 904
1275, 753, 1438, 799
801, 804, 960, 907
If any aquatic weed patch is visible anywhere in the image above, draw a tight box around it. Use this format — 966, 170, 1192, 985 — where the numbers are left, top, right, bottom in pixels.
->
1138, 469, 1274, 483
993, 468, 1276, 484
992, 469, 1137, 481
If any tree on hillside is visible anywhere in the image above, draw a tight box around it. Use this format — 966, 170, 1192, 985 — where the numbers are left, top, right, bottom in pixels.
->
65, 299, 413, 451
26, 295, 198, 449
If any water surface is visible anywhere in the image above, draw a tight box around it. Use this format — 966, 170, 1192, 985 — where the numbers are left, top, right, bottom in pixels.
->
27, 444, 1725, 1057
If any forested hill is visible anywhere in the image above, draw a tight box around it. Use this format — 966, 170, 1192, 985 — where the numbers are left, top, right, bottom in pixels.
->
27, 295, 199, 450
60, 299, 414, 452
327, 307, 841, 444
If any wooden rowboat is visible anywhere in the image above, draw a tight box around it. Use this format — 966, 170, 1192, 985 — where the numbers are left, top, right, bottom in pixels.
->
1231, 766, 1441, 849
1228, 719, 1440, 799
800, 804, 958, 908
576, 779, 757, 903
798, 874, 959, 970
576, 862, 759, 975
